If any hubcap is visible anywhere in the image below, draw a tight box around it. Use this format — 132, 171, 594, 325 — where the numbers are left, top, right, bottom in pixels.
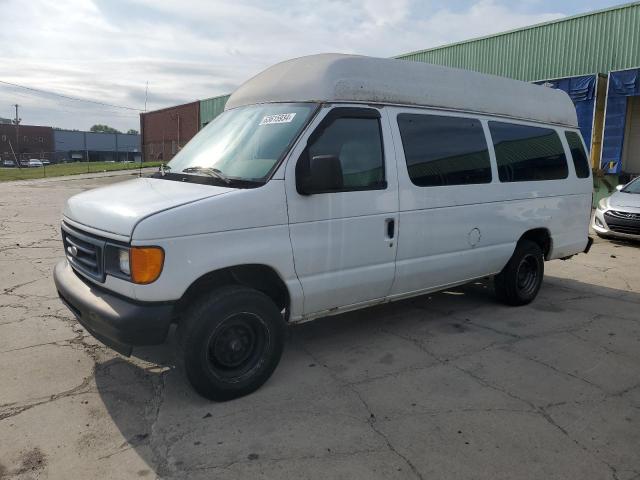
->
516, 254, 539, 296
206, 313, 268, 380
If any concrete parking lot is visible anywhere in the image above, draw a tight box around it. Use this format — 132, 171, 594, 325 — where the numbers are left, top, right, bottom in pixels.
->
1, 172, 639, 480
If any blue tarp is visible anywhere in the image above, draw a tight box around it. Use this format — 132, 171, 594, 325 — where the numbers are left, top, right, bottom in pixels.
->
535, 75, 596, 151
601, 68, 640, 173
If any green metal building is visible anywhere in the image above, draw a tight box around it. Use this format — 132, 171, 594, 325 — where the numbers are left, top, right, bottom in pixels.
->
200, 94, 229, 129
397, 3, 640, 82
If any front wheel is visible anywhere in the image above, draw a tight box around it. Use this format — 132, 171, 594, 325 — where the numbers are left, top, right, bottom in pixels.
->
178, 285, 285, 401
494, 240, 544, 306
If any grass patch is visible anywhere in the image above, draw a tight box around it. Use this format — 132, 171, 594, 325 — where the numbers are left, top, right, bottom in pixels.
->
0, 162, 162, 182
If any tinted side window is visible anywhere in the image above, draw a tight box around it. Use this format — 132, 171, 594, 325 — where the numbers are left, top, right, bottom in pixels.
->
397, 114, 491, 187
308, 117, 384, 190
489, 122, 568, 182
565, 131, 591, 178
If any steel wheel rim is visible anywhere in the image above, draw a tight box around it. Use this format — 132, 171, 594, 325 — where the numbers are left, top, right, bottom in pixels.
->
206, 313, 269, 381
516, 254, 539, 296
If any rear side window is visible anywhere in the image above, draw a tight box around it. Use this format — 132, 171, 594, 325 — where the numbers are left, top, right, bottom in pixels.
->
308, 117, 384, 190
397, 114, 492, 187
489, 122, 568, 182
565, 131, 591, 178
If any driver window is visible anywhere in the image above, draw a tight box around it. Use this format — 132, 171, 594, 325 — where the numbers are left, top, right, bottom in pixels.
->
308, 116, 385, 191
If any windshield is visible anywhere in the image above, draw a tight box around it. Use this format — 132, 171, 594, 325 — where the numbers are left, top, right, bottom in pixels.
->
622, 177, 640, 194
166, 103, 318, 184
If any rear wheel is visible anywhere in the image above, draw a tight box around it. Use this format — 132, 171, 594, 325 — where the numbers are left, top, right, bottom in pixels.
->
494, 240, 544, 306
178, 285, 285, 401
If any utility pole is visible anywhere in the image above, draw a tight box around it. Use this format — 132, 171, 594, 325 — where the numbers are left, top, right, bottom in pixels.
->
144, 81, 148, 112
13, 104, 21, 167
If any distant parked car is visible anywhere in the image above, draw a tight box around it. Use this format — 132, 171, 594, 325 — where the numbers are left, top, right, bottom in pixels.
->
28, 159, 44, 168
593, 176, 640, 240
2, 159, 16, 168
42, 159, 50, 165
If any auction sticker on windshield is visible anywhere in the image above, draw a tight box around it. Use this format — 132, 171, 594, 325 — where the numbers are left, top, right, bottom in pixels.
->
259, 113, 297, 125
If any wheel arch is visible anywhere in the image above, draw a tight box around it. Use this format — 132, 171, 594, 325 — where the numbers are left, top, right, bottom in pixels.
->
175, 264, 291, 322
518, 228, 552, 260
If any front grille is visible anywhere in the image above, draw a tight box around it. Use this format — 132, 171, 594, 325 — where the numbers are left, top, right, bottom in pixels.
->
62, 223, 106, 281
606, 210, 640, 221
604, 211, 640, 236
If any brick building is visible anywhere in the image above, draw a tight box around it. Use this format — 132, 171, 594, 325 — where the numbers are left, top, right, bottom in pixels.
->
0, 124, 54, 161
140, 101, 200, 162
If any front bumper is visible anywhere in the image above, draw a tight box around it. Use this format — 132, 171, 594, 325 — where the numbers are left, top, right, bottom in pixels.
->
53, 260, 174, 356
592, 210, 640, 240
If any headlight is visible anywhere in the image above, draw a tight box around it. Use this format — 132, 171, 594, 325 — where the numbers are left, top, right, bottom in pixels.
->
118, 248, 130, 275
106, 245, 164, 284
598, 198, 608, 211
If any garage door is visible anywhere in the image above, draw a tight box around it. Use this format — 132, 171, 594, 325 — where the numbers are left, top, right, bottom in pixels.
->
622, 96, 640, 174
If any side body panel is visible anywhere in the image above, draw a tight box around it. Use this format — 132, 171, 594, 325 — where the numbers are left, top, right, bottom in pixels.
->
388, 105, 591, 298
129, 180, 304, 318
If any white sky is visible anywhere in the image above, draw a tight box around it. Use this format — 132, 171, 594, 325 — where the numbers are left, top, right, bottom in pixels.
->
0, 0, 626, 131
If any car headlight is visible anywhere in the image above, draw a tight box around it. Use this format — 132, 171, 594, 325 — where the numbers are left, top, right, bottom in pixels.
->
106, 245, 164, 284
598, 198, 608, 211
118, 248, 130, 275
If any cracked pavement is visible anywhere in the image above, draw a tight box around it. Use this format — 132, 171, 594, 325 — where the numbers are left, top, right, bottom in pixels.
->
1, 172, 639, 479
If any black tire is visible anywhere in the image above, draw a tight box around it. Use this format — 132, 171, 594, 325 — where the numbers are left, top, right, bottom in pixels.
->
494, 240, 544, 306
177, 285, 285, 401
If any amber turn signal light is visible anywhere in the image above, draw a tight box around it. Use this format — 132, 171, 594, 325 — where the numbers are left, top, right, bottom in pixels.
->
130, 247, 164, 284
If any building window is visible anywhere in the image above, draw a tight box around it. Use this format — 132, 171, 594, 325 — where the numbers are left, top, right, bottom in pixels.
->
489, 122, 568, 182
397, 113, 492, 187
38, 136, 44, 143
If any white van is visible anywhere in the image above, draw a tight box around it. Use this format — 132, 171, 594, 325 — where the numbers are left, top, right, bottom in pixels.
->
54, 54, 593, 400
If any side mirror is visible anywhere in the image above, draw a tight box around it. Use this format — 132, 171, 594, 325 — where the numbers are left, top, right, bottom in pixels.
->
296, 154, 343, 195
616, 184, 624, 191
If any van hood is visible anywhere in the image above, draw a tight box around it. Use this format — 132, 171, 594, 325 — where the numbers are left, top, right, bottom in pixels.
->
63, 177, 234, 237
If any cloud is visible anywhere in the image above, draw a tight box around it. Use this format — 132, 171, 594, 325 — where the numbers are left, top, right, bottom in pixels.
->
0, 0, 575, 130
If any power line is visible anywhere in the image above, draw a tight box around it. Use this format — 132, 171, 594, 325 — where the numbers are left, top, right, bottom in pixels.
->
0, 79, 143, 112
0, 89, 139, 117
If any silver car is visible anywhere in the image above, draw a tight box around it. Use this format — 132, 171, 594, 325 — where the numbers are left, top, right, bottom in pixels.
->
593, 177, 640, 240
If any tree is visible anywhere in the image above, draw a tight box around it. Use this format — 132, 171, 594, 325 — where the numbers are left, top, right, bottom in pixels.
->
126, 129, 139, 135
90, 124, 121, 134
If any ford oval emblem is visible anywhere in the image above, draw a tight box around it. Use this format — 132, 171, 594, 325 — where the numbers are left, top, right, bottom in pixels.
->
67, 245, 78, 257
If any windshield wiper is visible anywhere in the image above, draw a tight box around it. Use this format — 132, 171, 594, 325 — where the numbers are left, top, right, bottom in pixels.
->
180, 166, 231, 184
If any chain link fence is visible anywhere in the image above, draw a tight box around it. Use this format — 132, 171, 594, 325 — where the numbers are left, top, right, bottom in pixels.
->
0, 160, 162, 182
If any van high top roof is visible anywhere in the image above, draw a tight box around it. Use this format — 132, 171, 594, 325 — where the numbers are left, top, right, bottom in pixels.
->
225, 53, 578, 128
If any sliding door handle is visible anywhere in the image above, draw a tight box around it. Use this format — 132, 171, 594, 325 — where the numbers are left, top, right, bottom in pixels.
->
385, 218, 395, 239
